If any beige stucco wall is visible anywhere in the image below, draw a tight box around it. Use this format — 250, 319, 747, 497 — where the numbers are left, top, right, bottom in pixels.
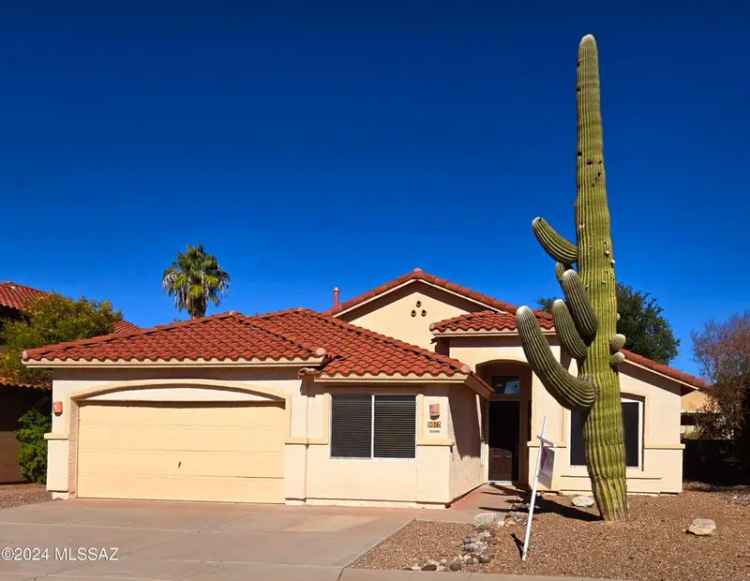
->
448, 336, 685, 494
339, 281, 487, 348
682, 388, 710, 413
45, 367, 484, 507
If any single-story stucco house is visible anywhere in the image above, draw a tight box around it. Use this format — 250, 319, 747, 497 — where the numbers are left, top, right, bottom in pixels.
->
24, 269, 704, 507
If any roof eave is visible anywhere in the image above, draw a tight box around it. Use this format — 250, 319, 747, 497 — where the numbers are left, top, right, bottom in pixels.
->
316, 372, 493, 398
23, 356, 326, 369
332, 279, 506, 318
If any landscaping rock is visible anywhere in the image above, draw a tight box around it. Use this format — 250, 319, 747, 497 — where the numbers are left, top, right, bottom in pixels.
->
478, 552, 492, 563
572, 495, 595, 508
477, 530, 491, 540
687, 518, 717, 536
473, 512, 500, 529
448, 558, 463, 571
421, 560, 439, 571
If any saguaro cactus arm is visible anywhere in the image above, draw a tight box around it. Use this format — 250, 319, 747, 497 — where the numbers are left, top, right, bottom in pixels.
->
516, 307, 596, 408
532, 217, 578, 265
560, 269, 598, 343
552, 299, 587, 360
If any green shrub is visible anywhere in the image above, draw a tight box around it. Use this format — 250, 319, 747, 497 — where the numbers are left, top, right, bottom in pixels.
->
17, 408, 51, 483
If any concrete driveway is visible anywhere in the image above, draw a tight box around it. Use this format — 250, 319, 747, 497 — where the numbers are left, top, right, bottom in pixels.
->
0, 499, 414, 581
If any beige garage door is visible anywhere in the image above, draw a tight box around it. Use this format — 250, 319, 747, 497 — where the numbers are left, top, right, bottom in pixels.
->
77, 402, 285, 503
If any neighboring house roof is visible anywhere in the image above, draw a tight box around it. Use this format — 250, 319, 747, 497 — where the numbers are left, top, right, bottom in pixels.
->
0, 374, 50, 391
430, 310, 705, 390
0, 281, 138, 333
0, 282, 47, 311
327, 268, 518, 316
112, 320, 140, 334
23, 309, 478, 384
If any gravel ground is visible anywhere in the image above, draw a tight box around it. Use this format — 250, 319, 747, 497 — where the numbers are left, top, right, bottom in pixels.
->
353, 487, 750, 580
0, 483, 51, 509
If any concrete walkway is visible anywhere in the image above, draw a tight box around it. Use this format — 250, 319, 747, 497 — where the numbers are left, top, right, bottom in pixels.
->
0, 492, 607, 581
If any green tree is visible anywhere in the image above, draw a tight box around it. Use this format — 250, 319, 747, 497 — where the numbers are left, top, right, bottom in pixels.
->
0, 295, 122, 385
17, 407, 52, 483
539, 283, 679, 363
162, 244, 230, 319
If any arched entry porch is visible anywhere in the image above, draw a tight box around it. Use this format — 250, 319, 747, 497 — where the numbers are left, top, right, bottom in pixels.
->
476, 360, 532, 486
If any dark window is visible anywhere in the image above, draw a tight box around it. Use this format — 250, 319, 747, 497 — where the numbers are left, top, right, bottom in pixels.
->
331, 395, 371, 458
330, 394, 416, 459
374, 395, 416, 458
571, 400, 641, 468
621, 401, 640, 468
491, 376, 521, 395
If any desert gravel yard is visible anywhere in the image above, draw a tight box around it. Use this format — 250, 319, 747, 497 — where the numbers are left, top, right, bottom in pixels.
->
0, 483, 51, 509
353, 485, 750, 581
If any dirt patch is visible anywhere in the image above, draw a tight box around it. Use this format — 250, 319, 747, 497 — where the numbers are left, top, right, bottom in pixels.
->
0, 483, 51, 510
353, 488, 750, 580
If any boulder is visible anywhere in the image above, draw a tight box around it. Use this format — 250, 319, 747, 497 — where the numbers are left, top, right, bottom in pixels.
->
687, 518, 717, 536
449, 558, 463, 571
478, 552, 492, 564
421, 561, 438, 571
572, 495, 595, 508
473, 512, 501, 529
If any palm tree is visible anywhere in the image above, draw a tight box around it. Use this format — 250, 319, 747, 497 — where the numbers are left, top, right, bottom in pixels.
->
162, 244, 230, 318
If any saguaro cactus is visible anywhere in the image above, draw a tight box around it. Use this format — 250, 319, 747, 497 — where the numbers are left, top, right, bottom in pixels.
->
516, 34, 628, 521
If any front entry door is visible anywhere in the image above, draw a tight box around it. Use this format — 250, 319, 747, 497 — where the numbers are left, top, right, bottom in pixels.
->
489, 401, 519, 482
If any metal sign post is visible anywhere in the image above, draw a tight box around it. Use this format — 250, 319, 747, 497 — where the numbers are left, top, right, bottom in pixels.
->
522, 416, 554, 561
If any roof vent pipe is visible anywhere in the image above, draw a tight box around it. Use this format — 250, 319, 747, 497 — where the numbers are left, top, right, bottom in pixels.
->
332, 287, 341, 308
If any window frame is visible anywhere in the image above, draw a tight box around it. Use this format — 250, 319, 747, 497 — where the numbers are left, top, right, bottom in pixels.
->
329, 393, 417, 461
568, 396, 644, 470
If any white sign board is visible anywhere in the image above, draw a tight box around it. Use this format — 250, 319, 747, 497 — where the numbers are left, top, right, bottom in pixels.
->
522, 417, 554, 561
538, 446, 555, 489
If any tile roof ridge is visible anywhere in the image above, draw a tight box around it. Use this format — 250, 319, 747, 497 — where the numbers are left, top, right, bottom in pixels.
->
23, 311, 242, 361
0, 281, 49, 292
326, 269, 519, 316
621, 349, 706, 389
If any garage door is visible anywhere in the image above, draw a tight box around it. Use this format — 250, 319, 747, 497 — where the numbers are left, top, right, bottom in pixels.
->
76, 402, 285, 503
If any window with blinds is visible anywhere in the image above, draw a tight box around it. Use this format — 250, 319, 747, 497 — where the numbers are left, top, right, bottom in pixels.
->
374, 395, 416, 458
330, 395, 372, 458
331, 394, 416, 459
570, 398, 642, 468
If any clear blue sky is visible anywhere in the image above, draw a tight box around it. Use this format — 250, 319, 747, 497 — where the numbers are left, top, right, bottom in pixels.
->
2, 2, 748, 376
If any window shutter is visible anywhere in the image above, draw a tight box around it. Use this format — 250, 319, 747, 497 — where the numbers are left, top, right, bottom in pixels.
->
374, 395, 416, 458
331, 395, 372, 458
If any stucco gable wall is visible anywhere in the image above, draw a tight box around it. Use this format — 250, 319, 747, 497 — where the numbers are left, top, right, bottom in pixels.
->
338, 281, 491, 348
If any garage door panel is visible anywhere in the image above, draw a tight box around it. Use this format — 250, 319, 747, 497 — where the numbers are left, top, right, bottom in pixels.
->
77, 450, 283, 478
77, 402, 285, 503
78, 425, 284, 453
77, 473, 282, 503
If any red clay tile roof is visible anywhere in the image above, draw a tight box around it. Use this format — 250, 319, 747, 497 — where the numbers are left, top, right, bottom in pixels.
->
0, 281, 138, 333
23, 309, 471, 379
0, 282, 46, 311
254, 308, 470, 378
0, 374, 50, 391
326, 268, 518, 316
431, 310, 704, 389
112, 320, 140, 334
431, 310, 555, 333
23, 311, 326, 364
